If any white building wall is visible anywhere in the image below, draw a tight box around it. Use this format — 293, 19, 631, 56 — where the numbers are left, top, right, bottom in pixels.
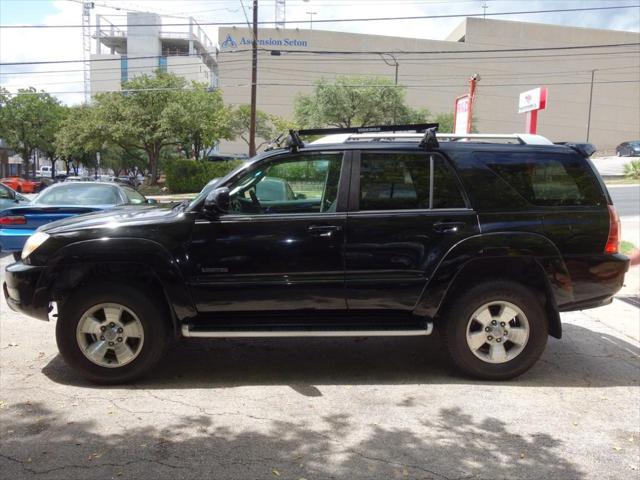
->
166, 56, 211, 86
90, 54, 122, 95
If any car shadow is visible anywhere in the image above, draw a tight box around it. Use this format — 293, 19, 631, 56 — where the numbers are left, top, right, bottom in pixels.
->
0, 401, 586, 479
42, 323, 640, 390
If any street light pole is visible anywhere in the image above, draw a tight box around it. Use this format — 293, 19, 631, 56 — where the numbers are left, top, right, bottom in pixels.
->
380, 53, 400, 123
586, 69, 596, 142
307, 11, 317, 30
249, 0, 258, 157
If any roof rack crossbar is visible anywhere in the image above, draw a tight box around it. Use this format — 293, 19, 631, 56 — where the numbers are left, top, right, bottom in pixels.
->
298, 123, 439, 137
419, 127, 439, 150
286, 129, 304, 152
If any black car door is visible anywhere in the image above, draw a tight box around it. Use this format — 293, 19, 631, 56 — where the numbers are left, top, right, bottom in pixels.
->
186, 151, 351, 314
345, 149, 479, 312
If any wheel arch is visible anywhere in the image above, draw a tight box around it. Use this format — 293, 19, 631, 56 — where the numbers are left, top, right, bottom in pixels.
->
39, 238, 196, 337
415, 232, 570, 339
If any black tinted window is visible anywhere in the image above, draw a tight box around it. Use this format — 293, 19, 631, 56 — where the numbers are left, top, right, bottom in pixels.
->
478, 152, 606, 207
432, 157, 466, 208
360, 153, 429, 210
359, 153, 465, 211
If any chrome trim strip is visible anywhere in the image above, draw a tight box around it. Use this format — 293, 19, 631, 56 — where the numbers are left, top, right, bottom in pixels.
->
182, 324, 433, 338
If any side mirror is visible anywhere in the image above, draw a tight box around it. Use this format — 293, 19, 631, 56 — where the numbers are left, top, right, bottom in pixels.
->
146, 198, 158, 205
295, 192, 307, 200
204, 187, 230, 215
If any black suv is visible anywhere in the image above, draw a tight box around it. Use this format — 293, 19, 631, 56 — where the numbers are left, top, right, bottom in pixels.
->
3, 125, 629, 383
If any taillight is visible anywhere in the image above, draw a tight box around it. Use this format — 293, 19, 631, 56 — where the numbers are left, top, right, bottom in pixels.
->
605, 205, 620, 254
0, 216, 27, 225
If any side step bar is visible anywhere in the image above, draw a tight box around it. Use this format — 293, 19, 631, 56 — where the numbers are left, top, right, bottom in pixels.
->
181, 323, 433, 338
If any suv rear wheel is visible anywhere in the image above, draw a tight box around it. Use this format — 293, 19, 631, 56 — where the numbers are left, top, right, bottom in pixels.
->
441, 281, 548, 380
56, 283, 168, 384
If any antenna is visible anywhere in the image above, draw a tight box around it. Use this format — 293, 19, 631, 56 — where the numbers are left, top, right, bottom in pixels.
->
275, 0, 285, 28
82, 2, 94, 103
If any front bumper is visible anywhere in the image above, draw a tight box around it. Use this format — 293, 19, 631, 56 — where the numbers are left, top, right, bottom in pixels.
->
3, 261, 49, 321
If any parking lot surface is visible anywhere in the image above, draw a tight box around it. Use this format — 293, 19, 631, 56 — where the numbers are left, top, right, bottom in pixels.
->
1, 252, 639, 480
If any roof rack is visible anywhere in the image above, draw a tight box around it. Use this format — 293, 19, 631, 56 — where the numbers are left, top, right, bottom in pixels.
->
280, 123, 440, 152
298, 123, 439, 136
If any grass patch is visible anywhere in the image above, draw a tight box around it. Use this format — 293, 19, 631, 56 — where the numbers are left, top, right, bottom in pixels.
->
604, 177, 640, 185
621, 240, 637, 256
139, 184, 170, 196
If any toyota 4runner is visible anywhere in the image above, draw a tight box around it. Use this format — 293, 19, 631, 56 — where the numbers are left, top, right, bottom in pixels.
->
3, 125, 629, 383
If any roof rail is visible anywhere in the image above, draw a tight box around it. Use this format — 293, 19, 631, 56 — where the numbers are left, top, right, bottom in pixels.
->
310, 132, 554, 146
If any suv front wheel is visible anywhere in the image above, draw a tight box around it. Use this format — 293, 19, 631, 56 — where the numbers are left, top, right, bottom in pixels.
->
56, 283, 169, 384
441, 281, 548, 380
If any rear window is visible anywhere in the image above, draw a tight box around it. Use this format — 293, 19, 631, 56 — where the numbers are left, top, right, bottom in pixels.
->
477, 152, 606, 207
35, 184, 120, 206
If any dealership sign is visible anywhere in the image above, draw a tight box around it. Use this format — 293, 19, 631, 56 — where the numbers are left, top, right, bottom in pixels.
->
220, 33, 308, 49
454, 95, 471, 134
518, 87, 547, 114
518, 87, 548, 134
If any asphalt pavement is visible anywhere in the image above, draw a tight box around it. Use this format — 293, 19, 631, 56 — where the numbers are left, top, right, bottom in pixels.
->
1, 251, 639, 480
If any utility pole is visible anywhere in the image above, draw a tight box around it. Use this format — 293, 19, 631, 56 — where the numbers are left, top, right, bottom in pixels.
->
586, 69, 596, 142
249, 0, 259, 157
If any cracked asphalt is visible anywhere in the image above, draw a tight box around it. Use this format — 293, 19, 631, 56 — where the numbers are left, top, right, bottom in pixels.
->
1, 253, 639, 480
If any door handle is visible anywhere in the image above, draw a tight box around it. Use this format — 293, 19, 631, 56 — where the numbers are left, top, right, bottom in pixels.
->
433, 221, 466, 234
308, 225, 342, 238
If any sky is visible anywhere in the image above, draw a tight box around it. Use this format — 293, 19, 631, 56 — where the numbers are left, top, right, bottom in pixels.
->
1, 0, 639, 104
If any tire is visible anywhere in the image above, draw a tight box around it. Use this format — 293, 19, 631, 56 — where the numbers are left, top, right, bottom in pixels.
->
56, 283, 169, 384
440, 280, 548, 380
12, 252, 21, 262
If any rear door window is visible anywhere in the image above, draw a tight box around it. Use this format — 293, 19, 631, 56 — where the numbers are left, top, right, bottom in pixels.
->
477, 152, 606, 207
358, 152, 466, 211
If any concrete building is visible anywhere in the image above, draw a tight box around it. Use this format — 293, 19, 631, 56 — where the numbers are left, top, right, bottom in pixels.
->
217, 18, 640, 154
90, 12, 218, 95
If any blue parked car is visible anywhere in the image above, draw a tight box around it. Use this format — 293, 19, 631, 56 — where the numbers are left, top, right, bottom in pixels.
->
0, 182, 156, 260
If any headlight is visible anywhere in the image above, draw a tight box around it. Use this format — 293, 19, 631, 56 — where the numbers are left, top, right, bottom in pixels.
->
21, 232, 50, 260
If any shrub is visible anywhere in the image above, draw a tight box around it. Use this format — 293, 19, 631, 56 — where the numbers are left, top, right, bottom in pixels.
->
624, 160, 640, 180
165, 159, 243, 193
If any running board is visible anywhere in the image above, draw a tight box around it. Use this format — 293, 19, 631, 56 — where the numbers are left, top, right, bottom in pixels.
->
181, 323, 433, 338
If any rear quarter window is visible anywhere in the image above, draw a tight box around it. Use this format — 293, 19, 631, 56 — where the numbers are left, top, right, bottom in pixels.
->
474, 151, 606, 207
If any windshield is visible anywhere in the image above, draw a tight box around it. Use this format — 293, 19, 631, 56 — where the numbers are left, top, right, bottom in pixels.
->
34, 184, 121, 206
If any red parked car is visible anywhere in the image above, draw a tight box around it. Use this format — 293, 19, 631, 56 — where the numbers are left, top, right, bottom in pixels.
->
0, 177, 40, 193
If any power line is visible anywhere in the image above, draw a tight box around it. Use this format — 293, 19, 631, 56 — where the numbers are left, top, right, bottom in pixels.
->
2, 42, 639, 67
1, 4, 638, 29
4, 78, 638, 96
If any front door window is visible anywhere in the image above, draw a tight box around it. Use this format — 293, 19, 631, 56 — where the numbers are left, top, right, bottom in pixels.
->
227, 153, 343, 215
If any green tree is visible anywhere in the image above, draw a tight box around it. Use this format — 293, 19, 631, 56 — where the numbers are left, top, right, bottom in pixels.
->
92, 72, 214, 185
0, 88, 63, 178
55, 105, 102, 175
172, 84, 232, 160
294, 76, 410, 128
229, 104, 275, 149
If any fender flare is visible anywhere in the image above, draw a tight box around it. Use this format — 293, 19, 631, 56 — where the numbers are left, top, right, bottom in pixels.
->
414, 232, 571, 338
38, 237, 197, 332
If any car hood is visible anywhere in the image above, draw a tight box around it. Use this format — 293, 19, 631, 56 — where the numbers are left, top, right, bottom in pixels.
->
40, 205, 182, 234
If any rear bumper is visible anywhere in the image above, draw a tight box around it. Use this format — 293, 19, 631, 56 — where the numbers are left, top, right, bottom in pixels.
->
3, 261, 49, 321
0, 228, 33, 252
559, 253, 630, 311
